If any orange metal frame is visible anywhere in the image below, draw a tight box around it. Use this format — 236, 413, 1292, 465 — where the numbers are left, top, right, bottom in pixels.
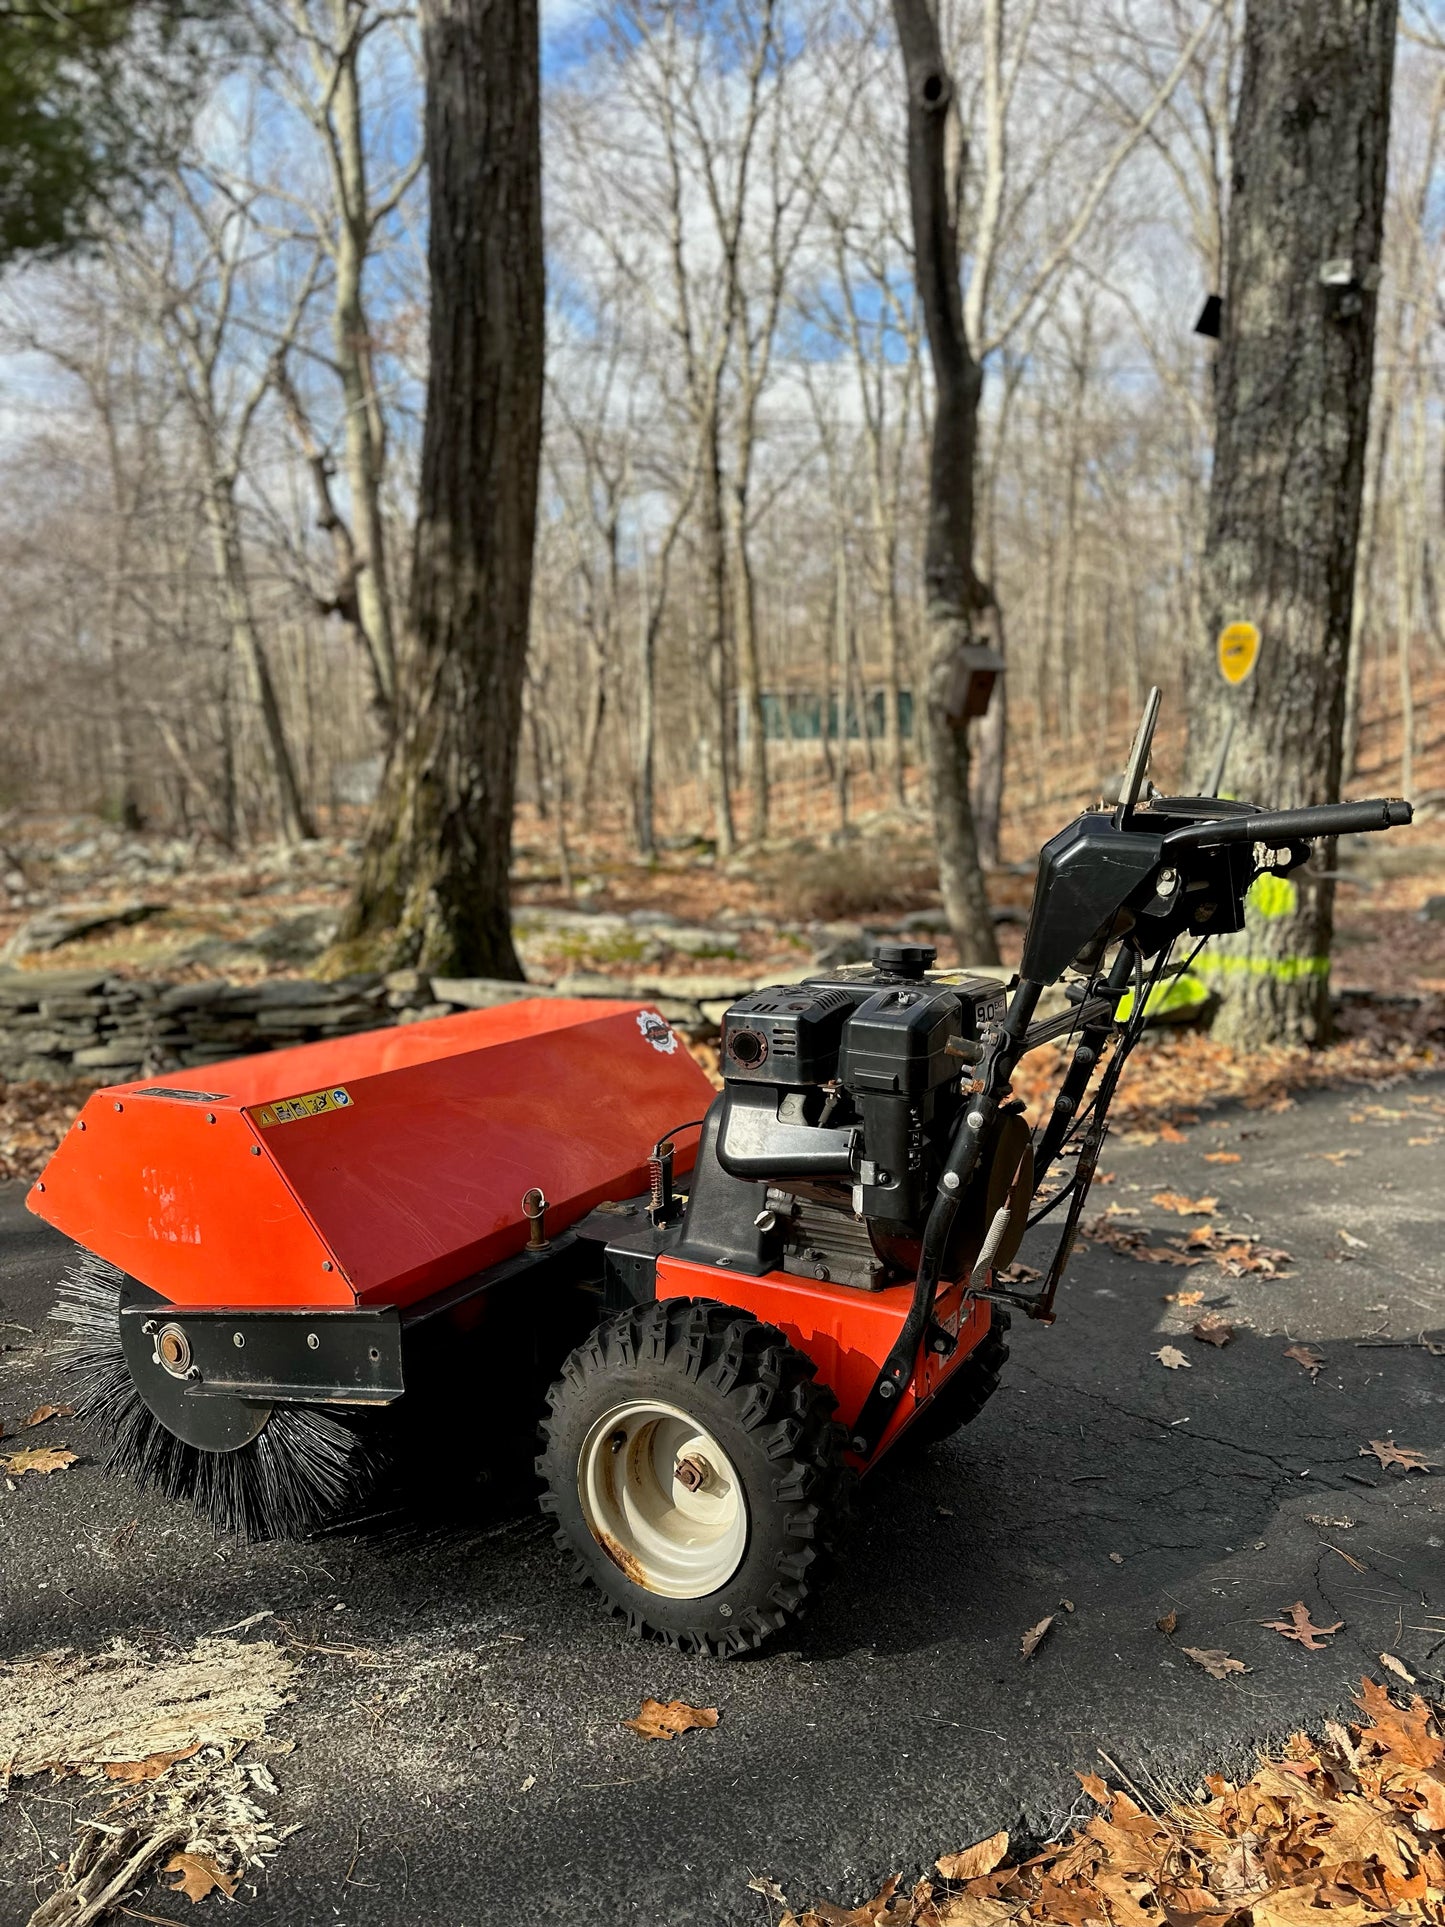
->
655, 1252, 991, 1457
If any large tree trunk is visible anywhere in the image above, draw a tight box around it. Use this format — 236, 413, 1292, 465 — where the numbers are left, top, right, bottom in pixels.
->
340, 0, 542, 976
892, 0, 999, 967
1187, 0, 1396, 1048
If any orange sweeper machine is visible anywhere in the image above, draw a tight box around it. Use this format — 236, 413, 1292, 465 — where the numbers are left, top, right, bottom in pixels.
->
29, 696, 1413, 1653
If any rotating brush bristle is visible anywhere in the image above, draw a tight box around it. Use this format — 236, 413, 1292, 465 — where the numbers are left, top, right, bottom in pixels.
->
50, 1251, 382, 1541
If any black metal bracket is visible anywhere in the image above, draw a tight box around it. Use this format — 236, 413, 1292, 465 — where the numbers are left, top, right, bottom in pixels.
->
118, 1301, 405, 1406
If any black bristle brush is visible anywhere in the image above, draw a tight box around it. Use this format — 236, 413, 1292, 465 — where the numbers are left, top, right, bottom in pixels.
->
50, 1251, 381, 1540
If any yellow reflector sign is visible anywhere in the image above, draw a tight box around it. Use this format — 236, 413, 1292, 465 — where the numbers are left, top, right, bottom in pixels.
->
1218, 620, 1260, 684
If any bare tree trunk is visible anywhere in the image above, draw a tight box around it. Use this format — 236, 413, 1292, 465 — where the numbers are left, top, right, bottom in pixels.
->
341, 0, 543, 975
698, 432, 736, 856
1188, 0, 1397, 1047
970, 600, 1007, 868
834, 532, 850, 829
324, 1, 402, 721
733, 498, 768, 843
634, 531, 657, 858
204, 481, 315, 845
892, 0, 999, 966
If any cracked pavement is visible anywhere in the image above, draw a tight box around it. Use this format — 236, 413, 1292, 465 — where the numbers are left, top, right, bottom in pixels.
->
0, 1070, 1442, 1925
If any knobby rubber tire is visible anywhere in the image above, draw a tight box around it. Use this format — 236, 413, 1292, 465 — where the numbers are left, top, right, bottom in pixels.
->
536, 1298, 848, 1655
897, 1305, 1011, 1453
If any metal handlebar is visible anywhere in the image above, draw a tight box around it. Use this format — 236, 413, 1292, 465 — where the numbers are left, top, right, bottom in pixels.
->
1162, 797, 1412, 851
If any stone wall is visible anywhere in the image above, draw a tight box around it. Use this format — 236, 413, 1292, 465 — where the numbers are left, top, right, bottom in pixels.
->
0, 964, 771, 1087
0, 970, 408, 1085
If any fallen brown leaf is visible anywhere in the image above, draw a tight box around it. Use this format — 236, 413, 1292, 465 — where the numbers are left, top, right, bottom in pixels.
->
622, 1697, 719, 1741
1076, 1770, 1110, 1802
164, 1851, 240, 1903
1182, 1646, 1248, 1679
1152, 1192, 1218, 1216
1154, 1345, 1191, 1370
1284, 1344, 1326, 1379
1165, 1289, 1205, 1307
1156, 1610, 1178, 1636
104, 1742, 202, 1782
1261, 1601, 1343, 1649
3, 1446, 77, 1476
1380, 1653, 1417, 1685
1202, 1151, 1241, 1164
22, 1404, 74, 1428
1020, 1617, 1053, 1662
786, 1872, 906, 1926
1362, 1439, 1438, 1472
1191, 1317, 1235, 1347
1352, 1676, 1444, 1769
936, 1832, 1010, 1882
1337, 1227, 1368, 1249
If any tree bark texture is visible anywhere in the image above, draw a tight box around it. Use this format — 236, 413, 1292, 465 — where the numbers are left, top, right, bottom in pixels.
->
1188, 0, 1396, 1048
341, 0, 543, 976
892, 0, 999, 967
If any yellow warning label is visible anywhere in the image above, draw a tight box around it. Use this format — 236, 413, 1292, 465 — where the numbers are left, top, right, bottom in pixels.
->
252, 1086, 354, 1128
1217, 620, 1260, 685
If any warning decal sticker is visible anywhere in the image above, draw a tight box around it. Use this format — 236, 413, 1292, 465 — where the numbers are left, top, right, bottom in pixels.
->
252, 1086, 354, 1128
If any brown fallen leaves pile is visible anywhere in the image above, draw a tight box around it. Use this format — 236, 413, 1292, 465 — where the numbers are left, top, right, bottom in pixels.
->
1007, 1027, 1443, 1148
1083, 1215, 1293, 1279
777, 1677, 1445, 1927
0, 1077, 94, 1183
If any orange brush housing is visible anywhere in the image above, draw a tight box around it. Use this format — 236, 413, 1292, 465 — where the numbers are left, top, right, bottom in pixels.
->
29, 1000, 716, 1311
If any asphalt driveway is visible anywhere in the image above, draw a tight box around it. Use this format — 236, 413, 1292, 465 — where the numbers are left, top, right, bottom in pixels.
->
1, 1072, 1442, 1926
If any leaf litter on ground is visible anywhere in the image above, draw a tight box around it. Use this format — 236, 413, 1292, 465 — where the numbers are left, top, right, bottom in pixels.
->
3, 1444, 77, 1476
1362, 1440, 1438, 1473
1285, 1345, 1327, 1380
623, 1698, 719, 1741
1261, 1602, 1344, 1650
775, 1674, 1445, 1927
1020, 1618, 1054, 1662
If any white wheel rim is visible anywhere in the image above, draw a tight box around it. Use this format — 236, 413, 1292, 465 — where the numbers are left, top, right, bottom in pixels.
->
577, 1398, 748, 1598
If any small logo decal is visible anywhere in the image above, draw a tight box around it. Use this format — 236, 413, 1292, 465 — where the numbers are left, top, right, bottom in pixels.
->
251, 1086, 354, 1128
636, 1010, 678, 1054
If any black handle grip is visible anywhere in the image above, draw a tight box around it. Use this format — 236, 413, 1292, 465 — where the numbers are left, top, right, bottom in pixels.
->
1162, 797, 1412, 851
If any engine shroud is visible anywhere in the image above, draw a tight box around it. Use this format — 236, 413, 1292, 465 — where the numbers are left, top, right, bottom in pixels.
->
674, 953, 1013, 1290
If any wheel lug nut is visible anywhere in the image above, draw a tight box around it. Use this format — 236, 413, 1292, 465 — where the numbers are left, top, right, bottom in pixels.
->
675, 1453, 710, 1493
